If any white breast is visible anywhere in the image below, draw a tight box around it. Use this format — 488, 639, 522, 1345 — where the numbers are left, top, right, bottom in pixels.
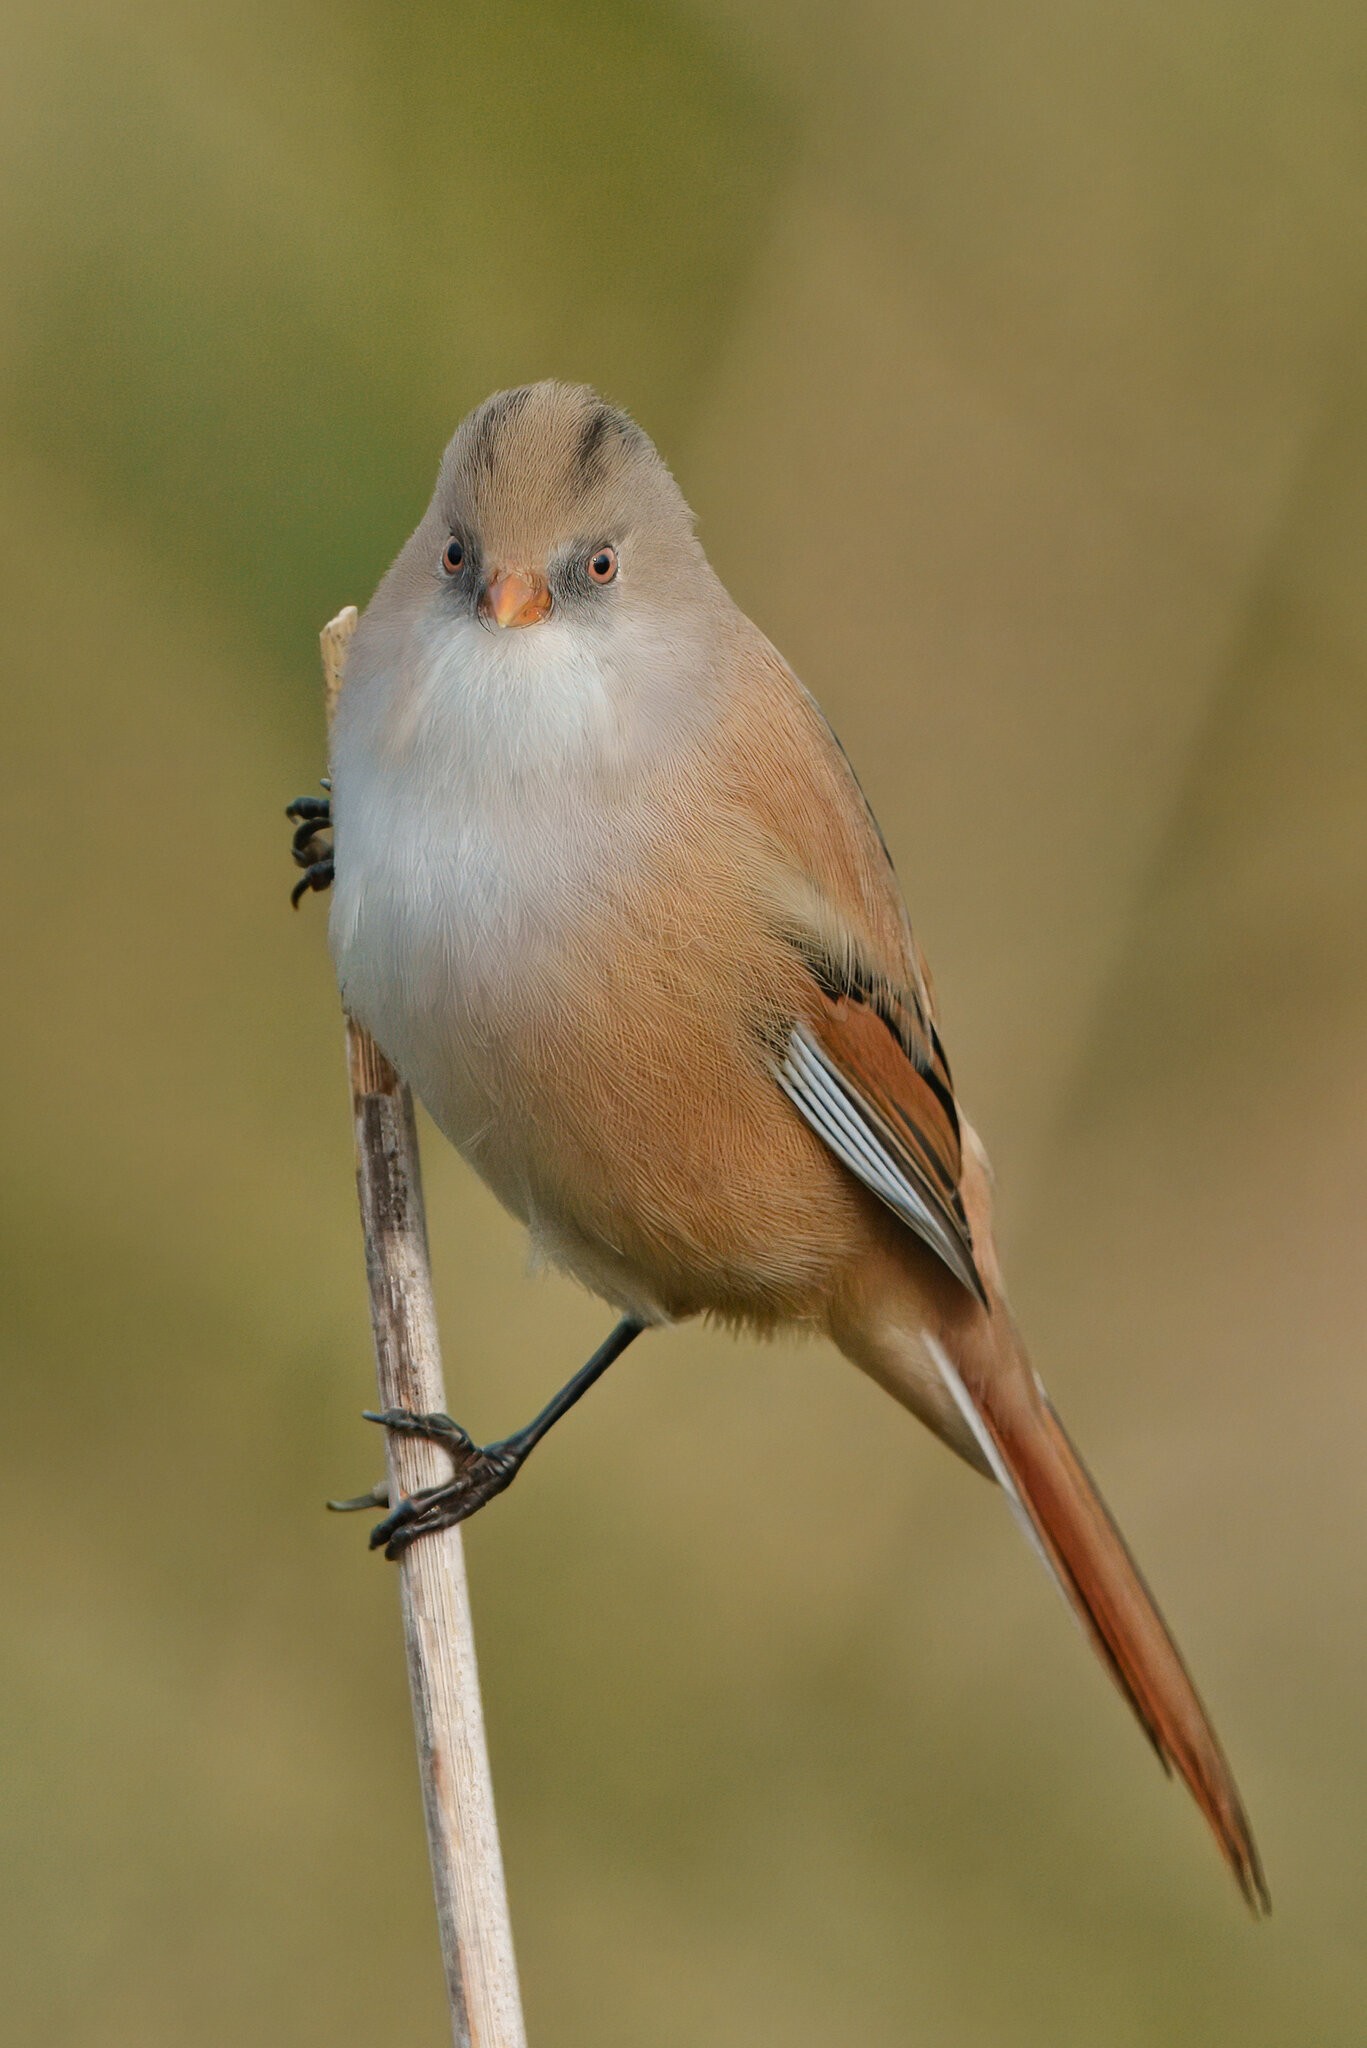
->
328, 609, 659, 1191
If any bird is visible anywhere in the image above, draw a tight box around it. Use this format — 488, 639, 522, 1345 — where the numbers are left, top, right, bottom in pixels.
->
305, 378, 1267, 1911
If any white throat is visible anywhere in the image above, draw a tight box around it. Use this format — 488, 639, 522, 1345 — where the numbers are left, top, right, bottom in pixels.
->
328, 601, 712, 1037
407, 610, 623, 797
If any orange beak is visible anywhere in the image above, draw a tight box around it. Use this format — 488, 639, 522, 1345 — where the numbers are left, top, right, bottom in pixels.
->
484, 568, 552, 629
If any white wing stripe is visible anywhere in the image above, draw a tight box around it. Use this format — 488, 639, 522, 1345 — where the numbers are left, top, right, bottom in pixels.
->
779, 1025, 981, 1296
781, 1038, 909, 1209
781, 1035, 941, 1238
780, 1048, 915, 1224
790, 1035, 919, 1212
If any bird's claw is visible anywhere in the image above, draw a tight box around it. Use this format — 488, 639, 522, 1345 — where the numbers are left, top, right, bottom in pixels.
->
290, 858, 334, 908
358, 1408, 524, 1559
286, 788, 333, 907
326, 1481, 390, 1514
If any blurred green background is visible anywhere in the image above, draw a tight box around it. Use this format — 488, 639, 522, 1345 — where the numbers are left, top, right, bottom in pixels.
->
5, 2, 1366, 2042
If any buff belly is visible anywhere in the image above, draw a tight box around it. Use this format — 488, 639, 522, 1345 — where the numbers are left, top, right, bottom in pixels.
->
331, 809, 866, 1328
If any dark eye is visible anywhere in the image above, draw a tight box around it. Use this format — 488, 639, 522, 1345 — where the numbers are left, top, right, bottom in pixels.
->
441, 537, 465, 575
587, 545, 617, 585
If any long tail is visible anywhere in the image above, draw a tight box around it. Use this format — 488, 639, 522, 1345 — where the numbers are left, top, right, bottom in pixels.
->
926, 1331, 1269, 1913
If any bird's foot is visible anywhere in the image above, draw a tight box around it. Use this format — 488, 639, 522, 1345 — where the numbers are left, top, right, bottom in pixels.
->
286, 787, 333, 908
340, 1409, 525, 1559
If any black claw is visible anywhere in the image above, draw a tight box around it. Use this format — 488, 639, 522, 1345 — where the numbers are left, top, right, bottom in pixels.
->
290, 858, 334, 908
383, 1519, 446, 1561
367, 1491, 431, 1549
337, 1320, 645, 1559
355, 1407, 524, 1558
286, 795, 331, 825
363, 1407, 474, 1453
287, 787, 333, 907
292, 817, 330, 864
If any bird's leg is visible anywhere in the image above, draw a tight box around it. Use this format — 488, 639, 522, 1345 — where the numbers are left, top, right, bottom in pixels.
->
333, 1316, 647, 1560
286, 784, 333, 907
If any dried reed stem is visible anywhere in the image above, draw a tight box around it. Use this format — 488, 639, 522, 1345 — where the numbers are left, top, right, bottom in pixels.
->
321, 606, 527, 2048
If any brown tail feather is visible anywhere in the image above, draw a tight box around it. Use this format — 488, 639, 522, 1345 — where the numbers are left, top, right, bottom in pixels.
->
932, 1337, 1269, 1913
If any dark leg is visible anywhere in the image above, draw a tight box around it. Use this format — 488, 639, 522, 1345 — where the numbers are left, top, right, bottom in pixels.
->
286, 787, 333, 907
335, 1316, 647, 1559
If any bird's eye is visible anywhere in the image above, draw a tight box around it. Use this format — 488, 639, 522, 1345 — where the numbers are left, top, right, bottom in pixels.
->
587, 546, 617, 585
441, 538, 465, 575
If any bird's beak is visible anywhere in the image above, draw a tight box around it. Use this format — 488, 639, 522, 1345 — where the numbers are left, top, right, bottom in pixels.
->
483, 569, 552, 630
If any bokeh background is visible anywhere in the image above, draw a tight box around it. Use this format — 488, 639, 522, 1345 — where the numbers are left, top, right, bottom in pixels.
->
5, 3, 1367, 2042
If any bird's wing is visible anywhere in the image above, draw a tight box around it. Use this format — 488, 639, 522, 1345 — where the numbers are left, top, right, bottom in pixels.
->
776, 993, 985, 1304
721, 639, 987, 1303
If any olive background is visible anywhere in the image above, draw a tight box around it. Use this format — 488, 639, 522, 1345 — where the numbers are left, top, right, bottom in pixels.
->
5, 4, 1367, 2043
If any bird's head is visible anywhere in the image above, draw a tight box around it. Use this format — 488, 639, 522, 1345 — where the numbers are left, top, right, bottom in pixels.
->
419, 381, 709, 640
